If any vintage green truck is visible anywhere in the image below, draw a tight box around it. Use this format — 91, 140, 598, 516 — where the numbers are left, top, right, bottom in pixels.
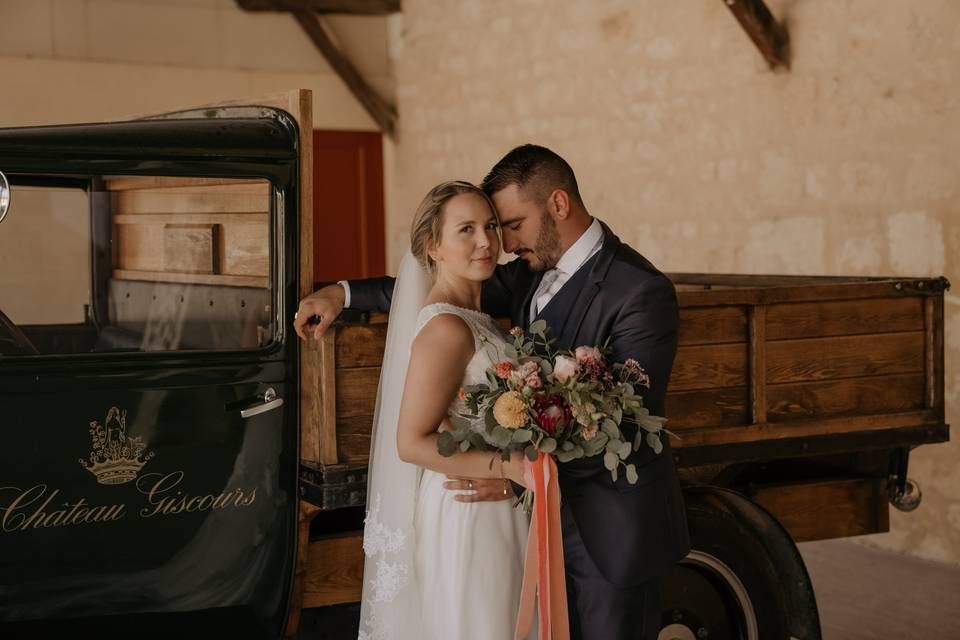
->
0, 91, 949, 640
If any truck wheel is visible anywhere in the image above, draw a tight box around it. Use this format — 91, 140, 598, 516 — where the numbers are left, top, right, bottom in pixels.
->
658, 487, 821, 640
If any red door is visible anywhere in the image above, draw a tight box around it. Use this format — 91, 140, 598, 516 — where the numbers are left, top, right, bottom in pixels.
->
313, 131, 386, 284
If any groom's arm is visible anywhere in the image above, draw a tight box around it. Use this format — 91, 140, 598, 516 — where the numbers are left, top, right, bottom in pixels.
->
559, 274, 680, 481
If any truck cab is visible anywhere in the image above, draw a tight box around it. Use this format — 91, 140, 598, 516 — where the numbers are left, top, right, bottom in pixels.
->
0, 96, 312, 638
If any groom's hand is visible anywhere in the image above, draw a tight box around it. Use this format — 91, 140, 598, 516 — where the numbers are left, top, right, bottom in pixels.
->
444, 476, 514, 503
294, 283, 346, 340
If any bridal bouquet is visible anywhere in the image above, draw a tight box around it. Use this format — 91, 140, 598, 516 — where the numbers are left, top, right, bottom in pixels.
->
437, 319, 670, 511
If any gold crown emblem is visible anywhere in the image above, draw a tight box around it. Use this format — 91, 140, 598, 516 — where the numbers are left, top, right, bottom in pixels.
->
79, 407, 154, 485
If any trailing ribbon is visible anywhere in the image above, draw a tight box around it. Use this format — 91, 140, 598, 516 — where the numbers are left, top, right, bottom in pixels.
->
514, 453, 569, 640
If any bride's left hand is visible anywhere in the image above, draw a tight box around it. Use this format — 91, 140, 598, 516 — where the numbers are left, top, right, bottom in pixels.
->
443, 476, 514, 503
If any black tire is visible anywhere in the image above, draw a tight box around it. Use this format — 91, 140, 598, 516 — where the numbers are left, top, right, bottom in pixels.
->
658, 487, 821, 640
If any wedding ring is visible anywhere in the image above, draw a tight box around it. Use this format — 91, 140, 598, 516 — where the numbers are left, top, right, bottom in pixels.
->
467, 480, 474, 490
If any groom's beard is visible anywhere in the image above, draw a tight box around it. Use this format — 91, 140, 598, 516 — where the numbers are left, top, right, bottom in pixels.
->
527, 209, 562, 272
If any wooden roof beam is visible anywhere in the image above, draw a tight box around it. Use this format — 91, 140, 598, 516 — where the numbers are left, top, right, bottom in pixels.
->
293, 11, 397, 136
236, 0, 400, 15
722, 0, 790, 70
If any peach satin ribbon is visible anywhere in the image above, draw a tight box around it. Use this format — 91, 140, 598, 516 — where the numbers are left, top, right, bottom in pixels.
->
514, 453, 570, 640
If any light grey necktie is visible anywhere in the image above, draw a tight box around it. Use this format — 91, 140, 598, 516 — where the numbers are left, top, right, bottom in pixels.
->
532, 268, 561, 321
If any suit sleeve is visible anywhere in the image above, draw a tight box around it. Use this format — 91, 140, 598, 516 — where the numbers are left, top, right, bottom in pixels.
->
481, 259, 524, 318
347, 276, 396, 313
559, 275, 680, 482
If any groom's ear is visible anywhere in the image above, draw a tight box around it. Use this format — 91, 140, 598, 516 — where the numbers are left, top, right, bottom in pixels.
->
549, 189, 571, 220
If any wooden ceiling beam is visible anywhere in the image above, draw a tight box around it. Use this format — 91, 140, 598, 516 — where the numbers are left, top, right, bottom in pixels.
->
236, 0, 400, 15
722, 0, 790, 70
293, 11, 397, 136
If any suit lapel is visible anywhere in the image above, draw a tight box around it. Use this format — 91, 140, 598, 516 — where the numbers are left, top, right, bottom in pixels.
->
556, 222, 621, 348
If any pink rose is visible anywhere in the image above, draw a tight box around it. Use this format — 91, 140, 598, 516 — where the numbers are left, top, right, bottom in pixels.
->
552, 355, 578, 382
525, 375, 542, 389
574, 346, 602, 364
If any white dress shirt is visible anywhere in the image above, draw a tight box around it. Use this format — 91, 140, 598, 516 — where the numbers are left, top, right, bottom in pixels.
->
530, 218, 604, 323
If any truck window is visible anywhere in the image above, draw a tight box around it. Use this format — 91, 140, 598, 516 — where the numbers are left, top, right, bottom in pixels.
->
0, 175, 275, 356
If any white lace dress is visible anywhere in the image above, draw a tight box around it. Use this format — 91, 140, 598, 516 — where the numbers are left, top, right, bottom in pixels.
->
412, 303, 532, 640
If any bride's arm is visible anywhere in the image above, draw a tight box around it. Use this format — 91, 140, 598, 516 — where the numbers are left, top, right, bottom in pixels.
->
396, 314, 525, 484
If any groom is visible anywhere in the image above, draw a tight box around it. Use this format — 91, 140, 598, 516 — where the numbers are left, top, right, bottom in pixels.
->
296, 144, 690, 639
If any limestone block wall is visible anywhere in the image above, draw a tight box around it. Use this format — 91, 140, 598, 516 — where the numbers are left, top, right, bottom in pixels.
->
386, 0, 960, 564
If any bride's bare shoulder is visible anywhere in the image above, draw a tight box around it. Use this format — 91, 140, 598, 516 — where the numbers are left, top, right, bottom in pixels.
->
412, 312, 474, 357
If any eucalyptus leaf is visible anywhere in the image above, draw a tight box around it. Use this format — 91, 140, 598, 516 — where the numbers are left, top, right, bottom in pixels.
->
571, 444, 585, 459
561, 440, 575, 451
601, 419, 619, 437
618, 441, 632, 459
603, 451, 618, 471
525, 445, 539, 462
625, 464, 638, 484
504, 344, 518, 360
492, 426, 514, 447
450, 414, 472, 430
539, 360, 553, 375
540, 438, 557, 453
611, 465, 619, 483
438, 432, 457, 457
529, 319, 547, 335
633, 429, 644, 452
459, 439, 471, 452
612, 406, 623, 424
512, 428, 533, 443
556, 450, 575, 463
468, 432, 489, 450
647, 431, 663, 455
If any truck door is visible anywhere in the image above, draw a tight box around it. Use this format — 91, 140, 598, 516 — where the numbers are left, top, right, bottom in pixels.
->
0, 92, 312, 639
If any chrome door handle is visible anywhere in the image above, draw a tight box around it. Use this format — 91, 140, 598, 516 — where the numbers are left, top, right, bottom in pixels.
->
241, 387, 284, 418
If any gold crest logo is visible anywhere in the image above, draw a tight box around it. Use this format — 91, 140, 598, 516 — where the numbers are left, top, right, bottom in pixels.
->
79, 407, 154, 485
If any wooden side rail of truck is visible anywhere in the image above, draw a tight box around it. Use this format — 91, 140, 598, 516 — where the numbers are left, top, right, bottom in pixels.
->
294, 273, 950, 638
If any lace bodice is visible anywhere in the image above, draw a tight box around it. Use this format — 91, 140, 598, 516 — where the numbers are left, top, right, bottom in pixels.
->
414, 302, 511, 389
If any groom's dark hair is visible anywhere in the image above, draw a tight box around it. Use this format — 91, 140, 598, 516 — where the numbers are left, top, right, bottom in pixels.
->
481, 144, 584, 207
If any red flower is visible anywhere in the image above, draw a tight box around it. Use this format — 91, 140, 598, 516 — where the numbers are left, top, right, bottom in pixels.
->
534, 394, 572, 435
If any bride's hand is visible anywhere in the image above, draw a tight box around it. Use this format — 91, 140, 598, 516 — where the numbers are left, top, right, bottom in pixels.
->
443, 476, 514, 503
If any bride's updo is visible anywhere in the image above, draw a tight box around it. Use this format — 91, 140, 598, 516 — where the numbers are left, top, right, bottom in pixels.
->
410, 180, 496, 275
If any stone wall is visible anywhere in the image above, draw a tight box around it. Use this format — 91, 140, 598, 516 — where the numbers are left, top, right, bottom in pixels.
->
387, 0, 960, 564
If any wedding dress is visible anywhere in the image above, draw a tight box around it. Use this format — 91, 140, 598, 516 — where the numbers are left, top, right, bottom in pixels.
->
358, 252, 532, 640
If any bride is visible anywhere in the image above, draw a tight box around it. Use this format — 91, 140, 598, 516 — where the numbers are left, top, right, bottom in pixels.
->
358, 181, 533, 640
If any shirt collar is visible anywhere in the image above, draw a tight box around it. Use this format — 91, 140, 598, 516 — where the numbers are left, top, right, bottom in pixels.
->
553, 218, 603, 276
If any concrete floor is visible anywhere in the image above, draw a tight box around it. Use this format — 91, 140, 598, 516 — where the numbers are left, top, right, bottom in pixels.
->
799, 539, 960, 640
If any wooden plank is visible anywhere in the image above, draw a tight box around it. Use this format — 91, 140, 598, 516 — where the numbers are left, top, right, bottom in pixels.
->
220, 221, 270, 276
237, 0, 400, 14
751, 479, 888, 542
766, 332, 924, 384
336, 415, 374, 465
293, 11, 396, 136
116, 224, 164, 272
722, 0, 790, 70
105, 176, 267, 191
286, 500, 322, 635
672, 409, 936, 449
302, 534, 364, 608
300, 337, 322, 465
336, 323, 387, 367
767, 373, 926, 422
669, 343, 747, 391
114, 213, 267, 225
319, 329, 339, 465
336, 366, 380, 418
665, 387, 748, 430
112, 183, 270, 215
677, 306, 746, 345
675, 280, 945, 308
112, 269, 268, 288
749, 305, 767, 424
163, 224, 218, 274
767, 297, 923, 340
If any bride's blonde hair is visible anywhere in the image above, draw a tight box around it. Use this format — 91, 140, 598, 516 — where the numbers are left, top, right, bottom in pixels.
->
410, 180, 497, 275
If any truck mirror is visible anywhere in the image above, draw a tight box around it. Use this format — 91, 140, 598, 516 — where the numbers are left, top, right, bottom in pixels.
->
0, 171, 9, 224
